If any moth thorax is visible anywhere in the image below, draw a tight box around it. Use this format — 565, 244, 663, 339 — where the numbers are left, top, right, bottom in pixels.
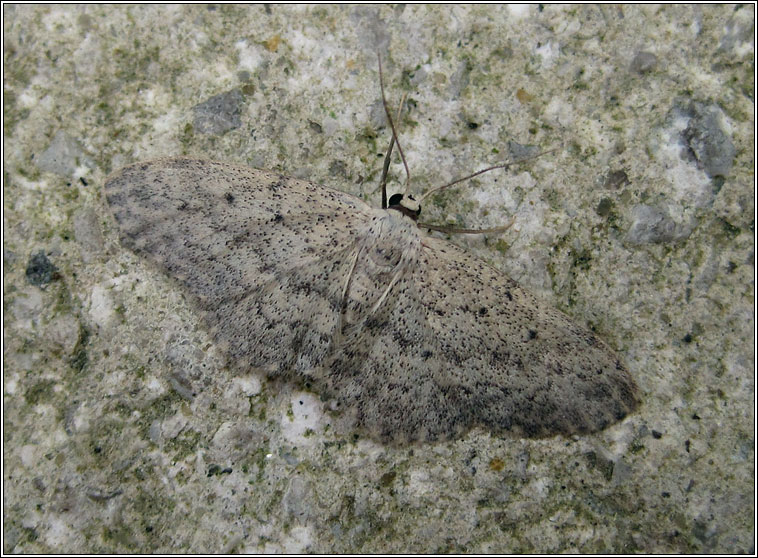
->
388, 193, 421, 221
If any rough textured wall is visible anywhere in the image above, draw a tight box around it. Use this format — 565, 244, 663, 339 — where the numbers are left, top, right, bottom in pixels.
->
3, 4, 754, 553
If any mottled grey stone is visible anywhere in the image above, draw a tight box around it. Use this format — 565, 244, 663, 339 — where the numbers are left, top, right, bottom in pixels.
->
25, 251, 59, 286
682, 102, 736, 178
508, 141, 540, 161
447, 60, 471, 98
283, 476, 316, 523
3, 4, 753, 554
630, 51, 658, 74
611, 458, 633, 485
73, 208, 104, 263
36, 131, 94, 177
210, 421, 264, 463
193, 89, 245, 135
625, 204, 678, 244
43, 315, 81, 355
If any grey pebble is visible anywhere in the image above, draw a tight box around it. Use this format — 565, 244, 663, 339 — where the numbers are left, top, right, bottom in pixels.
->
625, 204, 678, 245
73, 208, 104, 263
630, 51, 658, 74
36, 130, 93, 177
193, 89, 245, 135
283, 476, 316, 523
682, 102, 736, 179
25, 251, 59, 287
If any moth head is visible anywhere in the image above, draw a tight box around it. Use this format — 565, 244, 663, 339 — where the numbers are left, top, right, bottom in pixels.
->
387, 193, 421, 221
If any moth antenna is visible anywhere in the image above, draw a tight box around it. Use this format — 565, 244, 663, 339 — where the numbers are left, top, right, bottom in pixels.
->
417, 146, 561, 204
377, 55, 411, 196
379, 92, 408, 209
418, 217, 515, 235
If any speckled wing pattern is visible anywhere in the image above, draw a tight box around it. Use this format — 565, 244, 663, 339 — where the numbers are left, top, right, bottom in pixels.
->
105, 158, 638, 444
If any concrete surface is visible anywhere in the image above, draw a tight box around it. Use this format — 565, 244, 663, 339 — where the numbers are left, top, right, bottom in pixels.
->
3, 4, 754, 553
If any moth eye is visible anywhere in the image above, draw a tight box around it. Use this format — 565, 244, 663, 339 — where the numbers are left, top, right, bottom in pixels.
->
388, 193, 404, 206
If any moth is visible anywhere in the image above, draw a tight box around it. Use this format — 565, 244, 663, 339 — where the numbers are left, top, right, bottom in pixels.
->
104, 70, 638, 445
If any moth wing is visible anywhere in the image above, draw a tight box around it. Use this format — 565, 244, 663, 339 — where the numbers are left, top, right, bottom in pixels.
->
105, 158, 638, 444
323, 234, 639, 443
104, 157, 373, 375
